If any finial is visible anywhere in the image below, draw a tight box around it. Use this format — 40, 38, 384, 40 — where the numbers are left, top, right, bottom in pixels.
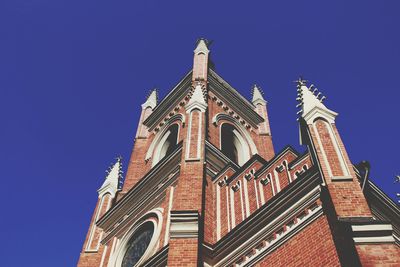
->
294, 76, 307, 87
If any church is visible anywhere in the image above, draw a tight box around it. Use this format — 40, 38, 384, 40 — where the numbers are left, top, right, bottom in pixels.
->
77, 39, 400, 266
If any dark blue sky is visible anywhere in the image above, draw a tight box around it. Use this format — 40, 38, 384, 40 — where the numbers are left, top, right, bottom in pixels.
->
1, 1, 399, 266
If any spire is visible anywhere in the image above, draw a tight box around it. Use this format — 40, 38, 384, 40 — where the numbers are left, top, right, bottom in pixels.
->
252, 84, 266, 105
295, 77, 337, 124
97, 156, 123, 197
142, 89, 158, 109
192, 38, 210, 81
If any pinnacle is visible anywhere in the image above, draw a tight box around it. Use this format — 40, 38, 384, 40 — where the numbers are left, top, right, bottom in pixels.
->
252, 84, 266, 105
142, 88, 158, 109
295, 77, 332, 120
98, 156, 124, 195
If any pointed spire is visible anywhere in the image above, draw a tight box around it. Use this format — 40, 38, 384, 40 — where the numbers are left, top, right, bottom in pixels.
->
295, 77, 337, 123
142, 89, 158, 109
252, 84, 266, 105
97, 156, 123, 197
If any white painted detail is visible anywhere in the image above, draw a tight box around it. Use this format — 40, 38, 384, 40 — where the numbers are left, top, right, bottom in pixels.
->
352, 224, 393, 232
239, 180, 245, 221
163, 187, 175, 246
230, 187, 236, 228
169, 211, 199, 238
269, 173, 275, 196
99, 245, 108, 267
254, 179, 260, 209
274, 170, 281, 193
217, 184, 221, 240
226, 187, 231, 231
312, 123, 333, 177
185, 108, 203, 161
243, 178, 250, 217
258, 180, 265, 205
353, 236, 395, 243
324, 120, 350, 176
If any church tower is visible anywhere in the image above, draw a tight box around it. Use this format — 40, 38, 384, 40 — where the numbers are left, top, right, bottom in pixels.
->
77, 41, 400, 266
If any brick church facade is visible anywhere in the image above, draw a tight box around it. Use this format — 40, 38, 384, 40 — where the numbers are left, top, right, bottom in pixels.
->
77, 40, 400, 266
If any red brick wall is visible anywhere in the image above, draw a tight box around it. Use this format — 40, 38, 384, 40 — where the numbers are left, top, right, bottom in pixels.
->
307, 120, 372, 218
167, 239, 198, 266
255, 215, 341, 266
356, 243, 400, 266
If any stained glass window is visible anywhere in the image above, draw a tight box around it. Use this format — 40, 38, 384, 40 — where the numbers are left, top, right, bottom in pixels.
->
121, 222, 154, 267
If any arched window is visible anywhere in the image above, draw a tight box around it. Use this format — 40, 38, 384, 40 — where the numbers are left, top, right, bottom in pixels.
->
220, 124, 250, 166
221, 124, 238, 163
152, 124, 179, 166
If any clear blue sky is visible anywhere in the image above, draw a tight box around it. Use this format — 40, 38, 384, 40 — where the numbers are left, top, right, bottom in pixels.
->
1, 1, 399, 266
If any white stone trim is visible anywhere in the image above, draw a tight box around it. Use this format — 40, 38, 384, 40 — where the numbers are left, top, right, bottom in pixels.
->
230, 187, 236, 228
185, 109, 202, 161
243, 178, 250, 217
169, 211, 199, 238
273, 170, 281, 193
353, 236, 395, 243
217, 184, 221, 240
226, 187, 231, 231
352, 224, 393, 232
253, 179, 260, 209
99, 245, 108, 267
163, 186, 175, 246
239, 180, 245, 221
258, 180, 265, 205
269, 173, 275, 196
85, 194, 109, 252
312, 123, 333, 177
324, 120, 350, 176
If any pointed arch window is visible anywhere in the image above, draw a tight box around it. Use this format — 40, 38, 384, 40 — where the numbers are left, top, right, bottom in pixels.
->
152, 124, 179, 166
220, 124, 250, 166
